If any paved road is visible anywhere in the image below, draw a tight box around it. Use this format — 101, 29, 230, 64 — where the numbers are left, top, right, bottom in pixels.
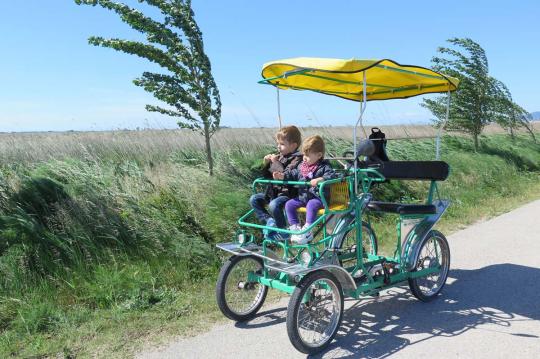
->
138, 199, 540, 358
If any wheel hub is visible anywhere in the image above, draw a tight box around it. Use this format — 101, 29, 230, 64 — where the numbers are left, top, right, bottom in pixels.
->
237, 281, 256, 290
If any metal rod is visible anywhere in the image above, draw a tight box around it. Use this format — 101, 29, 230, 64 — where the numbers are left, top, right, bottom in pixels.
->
353, 71, 368, 194
362, 71, 367, 138
261, 81, 452, 101
277, 87, 282, 128
258, 68, 311, 84
300, 72, 394, 88
374, 64, 447, 80
436, 89, 451, 160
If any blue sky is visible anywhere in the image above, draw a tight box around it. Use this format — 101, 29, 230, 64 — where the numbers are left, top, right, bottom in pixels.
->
0, 1, 538, 132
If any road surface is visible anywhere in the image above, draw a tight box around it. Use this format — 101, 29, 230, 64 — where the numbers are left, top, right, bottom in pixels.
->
138, 199, 540, 358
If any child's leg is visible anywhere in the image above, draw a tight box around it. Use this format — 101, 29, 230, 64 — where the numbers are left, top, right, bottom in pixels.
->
249, 193, 270, 223
285, 198, 305, 226
305, 198, 324, 225
268, 196, 289, 228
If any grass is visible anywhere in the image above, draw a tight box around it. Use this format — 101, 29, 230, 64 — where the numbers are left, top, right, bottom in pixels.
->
0, 129, 539, 358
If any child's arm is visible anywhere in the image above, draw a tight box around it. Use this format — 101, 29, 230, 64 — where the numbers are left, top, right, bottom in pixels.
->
262, 154, 281, 179
279, 167, 298, 181
316, 163, 338, 184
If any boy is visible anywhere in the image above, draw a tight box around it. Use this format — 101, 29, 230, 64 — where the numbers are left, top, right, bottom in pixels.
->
249, 125, 303, 240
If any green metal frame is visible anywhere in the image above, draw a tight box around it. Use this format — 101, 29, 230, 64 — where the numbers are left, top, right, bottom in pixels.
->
219, 163, 448, 300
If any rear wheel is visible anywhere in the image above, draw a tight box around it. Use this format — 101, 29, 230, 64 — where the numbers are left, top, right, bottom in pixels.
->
408, 230, 450, 302
286, 271, 344, 354
337, 221, 377, 268
216, 255, 268, 321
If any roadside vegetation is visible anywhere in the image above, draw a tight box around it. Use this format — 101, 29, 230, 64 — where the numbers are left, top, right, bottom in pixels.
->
0, 130, 539, 357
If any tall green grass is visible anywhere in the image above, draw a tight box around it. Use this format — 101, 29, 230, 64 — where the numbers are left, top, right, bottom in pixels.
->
0, 132, 539, 357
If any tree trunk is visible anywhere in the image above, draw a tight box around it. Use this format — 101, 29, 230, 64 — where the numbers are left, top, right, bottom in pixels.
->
473, 133, 479, 151
523, 123, 537, 143
204, 123, 214, 176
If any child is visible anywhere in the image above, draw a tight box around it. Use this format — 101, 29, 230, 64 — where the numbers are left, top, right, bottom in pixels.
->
273, 135, 336, 244
249, 125, 303, 240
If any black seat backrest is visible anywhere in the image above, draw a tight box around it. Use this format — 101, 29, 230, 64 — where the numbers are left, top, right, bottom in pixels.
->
379, 161, 449, 181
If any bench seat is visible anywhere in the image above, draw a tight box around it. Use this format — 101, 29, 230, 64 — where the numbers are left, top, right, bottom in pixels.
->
367, 201, 436, 215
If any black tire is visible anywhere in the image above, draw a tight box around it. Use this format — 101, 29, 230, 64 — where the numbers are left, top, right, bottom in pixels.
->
408, 230, 450, 302
216, 255, 268, 321
286, 271, 344, 354
336, 220, 378, 268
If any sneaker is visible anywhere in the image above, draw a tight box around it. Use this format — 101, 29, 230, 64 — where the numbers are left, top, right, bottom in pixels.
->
290, 224, 313, 245
264, 218, 281, 241
288, 224, 301, 232
268, 232, 289, 241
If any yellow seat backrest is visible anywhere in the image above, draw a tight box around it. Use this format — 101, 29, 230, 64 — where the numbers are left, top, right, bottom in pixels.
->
328, 181, 350, 210
297, 181, 350, 215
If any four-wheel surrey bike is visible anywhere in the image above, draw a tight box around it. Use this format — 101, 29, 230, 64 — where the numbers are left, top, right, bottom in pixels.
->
215, 57, 459, 354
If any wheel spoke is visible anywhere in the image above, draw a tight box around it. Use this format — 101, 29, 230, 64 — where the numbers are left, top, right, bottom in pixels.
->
296, 277, 341, 347
224, 258, 265, 315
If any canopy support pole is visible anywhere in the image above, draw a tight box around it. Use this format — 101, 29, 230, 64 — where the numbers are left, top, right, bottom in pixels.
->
353, 71, 368, 194
436, 89, 451, 160
276, 87, 282, 128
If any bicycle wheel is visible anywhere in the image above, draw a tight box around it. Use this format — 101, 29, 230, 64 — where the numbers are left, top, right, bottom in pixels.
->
286, 270, 344, 354
408, 230, 450, 302
337, 221, 377, 268
216, 255, 268, 321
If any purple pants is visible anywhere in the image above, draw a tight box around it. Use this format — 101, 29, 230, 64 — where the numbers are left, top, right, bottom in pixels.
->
285, 198, 323, 225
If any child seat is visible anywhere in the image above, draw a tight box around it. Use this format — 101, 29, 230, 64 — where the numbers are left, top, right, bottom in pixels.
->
297, 181, 350, 215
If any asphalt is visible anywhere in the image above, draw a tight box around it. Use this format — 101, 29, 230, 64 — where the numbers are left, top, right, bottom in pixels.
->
137, 199, 540, 359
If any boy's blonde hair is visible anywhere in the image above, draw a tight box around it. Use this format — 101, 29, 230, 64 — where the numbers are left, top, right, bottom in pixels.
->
302, 135, 325, 156
275, 125, 301, 147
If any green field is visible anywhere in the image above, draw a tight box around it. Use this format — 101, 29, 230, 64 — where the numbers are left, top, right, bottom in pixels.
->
0, 129, 539, 358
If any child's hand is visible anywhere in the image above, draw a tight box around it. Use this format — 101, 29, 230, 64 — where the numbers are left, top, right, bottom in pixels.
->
273, 172, 284, 180
310, 177, 323, 187
263, 154, 279, 163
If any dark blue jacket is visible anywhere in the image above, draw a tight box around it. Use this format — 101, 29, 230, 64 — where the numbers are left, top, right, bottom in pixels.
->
262, 150, 303, 200
284, 159, 336, 202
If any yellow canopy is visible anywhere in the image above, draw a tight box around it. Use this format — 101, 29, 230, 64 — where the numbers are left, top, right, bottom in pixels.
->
260, 57, 459, 102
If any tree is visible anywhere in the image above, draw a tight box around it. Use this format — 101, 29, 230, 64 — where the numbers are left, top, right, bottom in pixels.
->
75, 0, 221, 174
422, 38, 502, 151
491, 80, 537, 143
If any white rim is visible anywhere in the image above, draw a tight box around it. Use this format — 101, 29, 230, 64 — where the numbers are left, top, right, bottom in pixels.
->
415, 235, 449, 296
296, 277, 341, 348
224, 257, 265, 315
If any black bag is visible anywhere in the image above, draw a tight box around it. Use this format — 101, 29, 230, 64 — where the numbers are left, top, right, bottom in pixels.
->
368, 127, 389, 162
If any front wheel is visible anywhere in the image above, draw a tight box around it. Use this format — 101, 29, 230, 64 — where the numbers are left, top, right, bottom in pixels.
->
286, 271, 344, 354
408, 230, 450, 302
216, 255, 268, 321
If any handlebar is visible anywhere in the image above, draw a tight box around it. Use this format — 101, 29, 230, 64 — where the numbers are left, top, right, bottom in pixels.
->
341, 149, 385, 181
252, 178, 311, 187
